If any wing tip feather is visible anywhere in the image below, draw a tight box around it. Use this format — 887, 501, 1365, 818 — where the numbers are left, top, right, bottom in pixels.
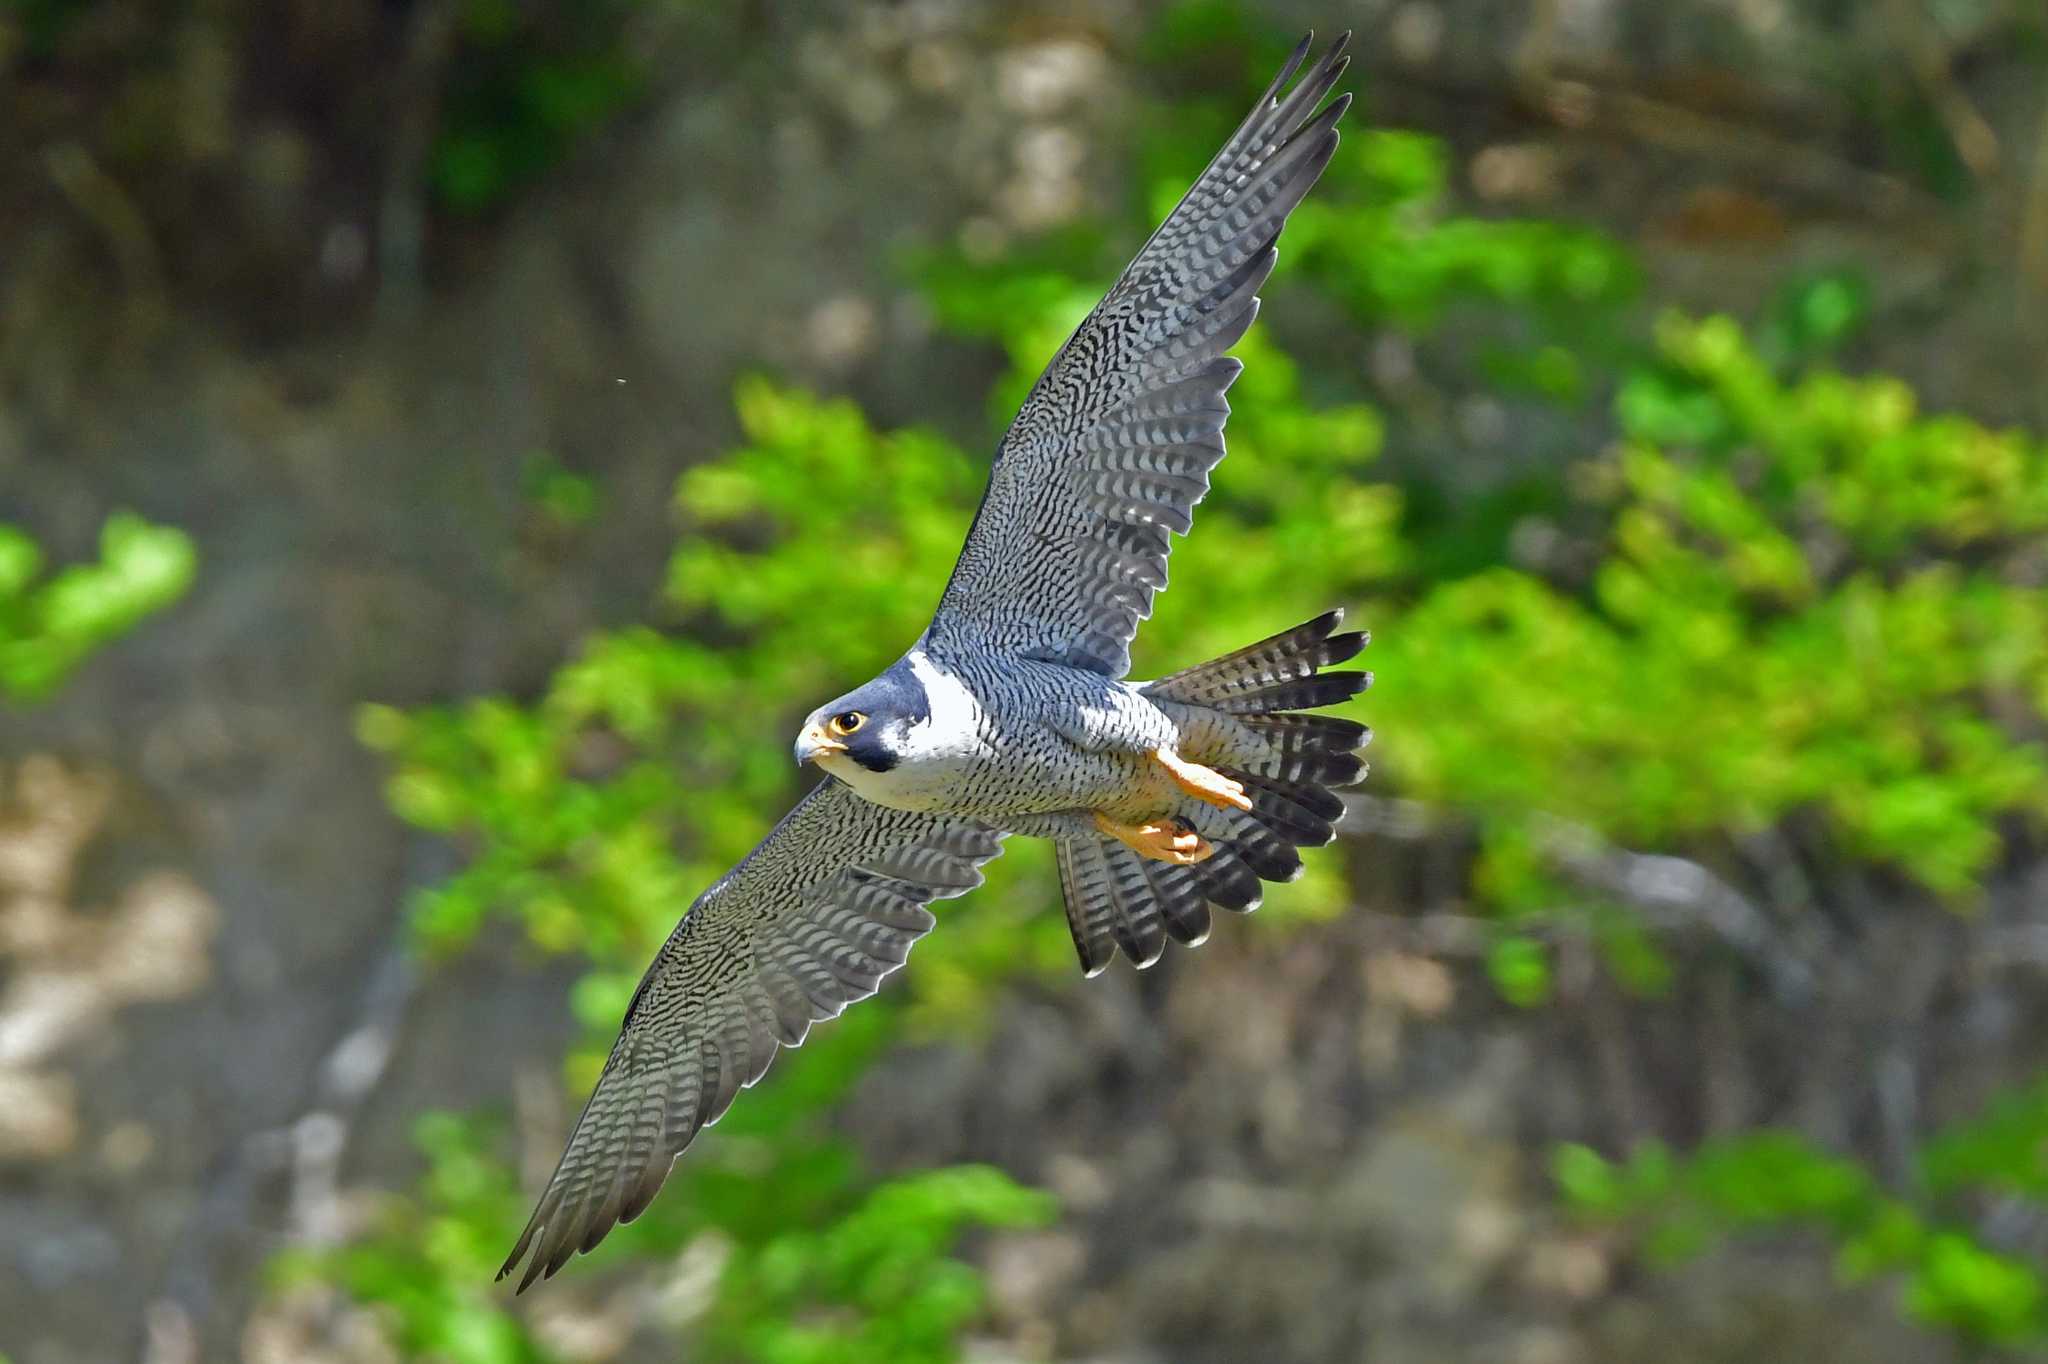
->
1263, 31, 1315, 107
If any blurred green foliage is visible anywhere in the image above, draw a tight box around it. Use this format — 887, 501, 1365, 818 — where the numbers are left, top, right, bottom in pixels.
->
281, 1017, 1051, 1364
1391, 310, 2048, 911
1558, 1079, 2048, 1346
705, 1164, 1055, 1364
431, 0, 645, 213
279, 5, 2048, 1359
3, 0, 92, 58
0, 512, 196, 704
276, 1115, 548, 1364
520, 453, 600, 528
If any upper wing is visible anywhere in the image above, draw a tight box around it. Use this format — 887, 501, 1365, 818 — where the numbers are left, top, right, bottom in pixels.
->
498, 779, 1005, 1291
928, 33, 1351, 677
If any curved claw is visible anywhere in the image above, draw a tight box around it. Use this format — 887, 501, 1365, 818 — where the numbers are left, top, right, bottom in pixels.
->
1093, 811, 1214, 865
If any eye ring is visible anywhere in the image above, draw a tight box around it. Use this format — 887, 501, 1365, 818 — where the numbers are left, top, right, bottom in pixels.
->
827, 711, 867, 738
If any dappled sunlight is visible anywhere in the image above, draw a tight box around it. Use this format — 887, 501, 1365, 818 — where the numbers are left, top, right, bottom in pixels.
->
0, 757, 218, 1163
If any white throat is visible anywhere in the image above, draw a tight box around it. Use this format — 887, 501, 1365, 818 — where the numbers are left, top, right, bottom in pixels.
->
819, 650, 985, 812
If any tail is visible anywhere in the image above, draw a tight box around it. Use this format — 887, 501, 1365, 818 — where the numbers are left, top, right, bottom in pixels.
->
1054, 611, 1371, 976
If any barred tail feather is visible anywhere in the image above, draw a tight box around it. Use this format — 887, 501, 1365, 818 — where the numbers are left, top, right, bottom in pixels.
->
1056, 836, 1120, 978
1236, 713, 1370, 785
1057, 837, 1180, 975
1141, 859, 1215, 947
1146, 609, 1367, 705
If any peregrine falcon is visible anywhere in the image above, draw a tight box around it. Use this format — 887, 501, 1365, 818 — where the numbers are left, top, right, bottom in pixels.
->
502, 32, 1366, 1289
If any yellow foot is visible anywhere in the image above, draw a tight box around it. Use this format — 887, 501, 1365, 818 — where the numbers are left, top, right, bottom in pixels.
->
1153, 747, 1252, 812
1093, 811, 1213, 865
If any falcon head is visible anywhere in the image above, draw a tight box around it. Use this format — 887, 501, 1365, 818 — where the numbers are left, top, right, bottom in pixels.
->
794, 658, 931, 775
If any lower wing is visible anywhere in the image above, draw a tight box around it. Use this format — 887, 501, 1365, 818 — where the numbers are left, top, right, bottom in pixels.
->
499, 778, 1006, 1290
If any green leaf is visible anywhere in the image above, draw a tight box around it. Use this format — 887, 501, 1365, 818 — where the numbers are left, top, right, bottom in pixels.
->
1486, 935, 1551, 1007
1, 514, 197, 703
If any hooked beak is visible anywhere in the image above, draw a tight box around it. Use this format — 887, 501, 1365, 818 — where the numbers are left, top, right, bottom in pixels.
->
794, 722, 846, 767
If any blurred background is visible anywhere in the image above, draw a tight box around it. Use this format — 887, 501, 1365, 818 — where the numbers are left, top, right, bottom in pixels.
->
6, 1, 2048, 1361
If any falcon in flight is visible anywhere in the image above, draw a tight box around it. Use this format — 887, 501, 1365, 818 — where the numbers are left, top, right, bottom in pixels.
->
502, 32, 1367, 1289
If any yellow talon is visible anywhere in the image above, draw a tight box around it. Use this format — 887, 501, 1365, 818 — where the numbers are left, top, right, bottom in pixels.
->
1093, 811, 1213, 865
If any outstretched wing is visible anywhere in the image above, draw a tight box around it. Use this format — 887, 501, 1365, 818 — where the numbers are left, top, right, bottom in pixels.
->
499, 779, 1005, 1291
928, 33, 1351, 677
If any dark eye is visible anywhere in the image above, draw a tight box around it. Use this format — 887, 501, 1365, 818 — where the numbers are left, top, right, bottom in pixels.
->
828, 711, 867, 737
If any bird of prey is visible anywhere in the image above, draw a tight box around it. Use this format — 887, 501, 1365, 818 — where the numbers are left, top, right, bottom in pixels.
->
501, 32, 1367, 1290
